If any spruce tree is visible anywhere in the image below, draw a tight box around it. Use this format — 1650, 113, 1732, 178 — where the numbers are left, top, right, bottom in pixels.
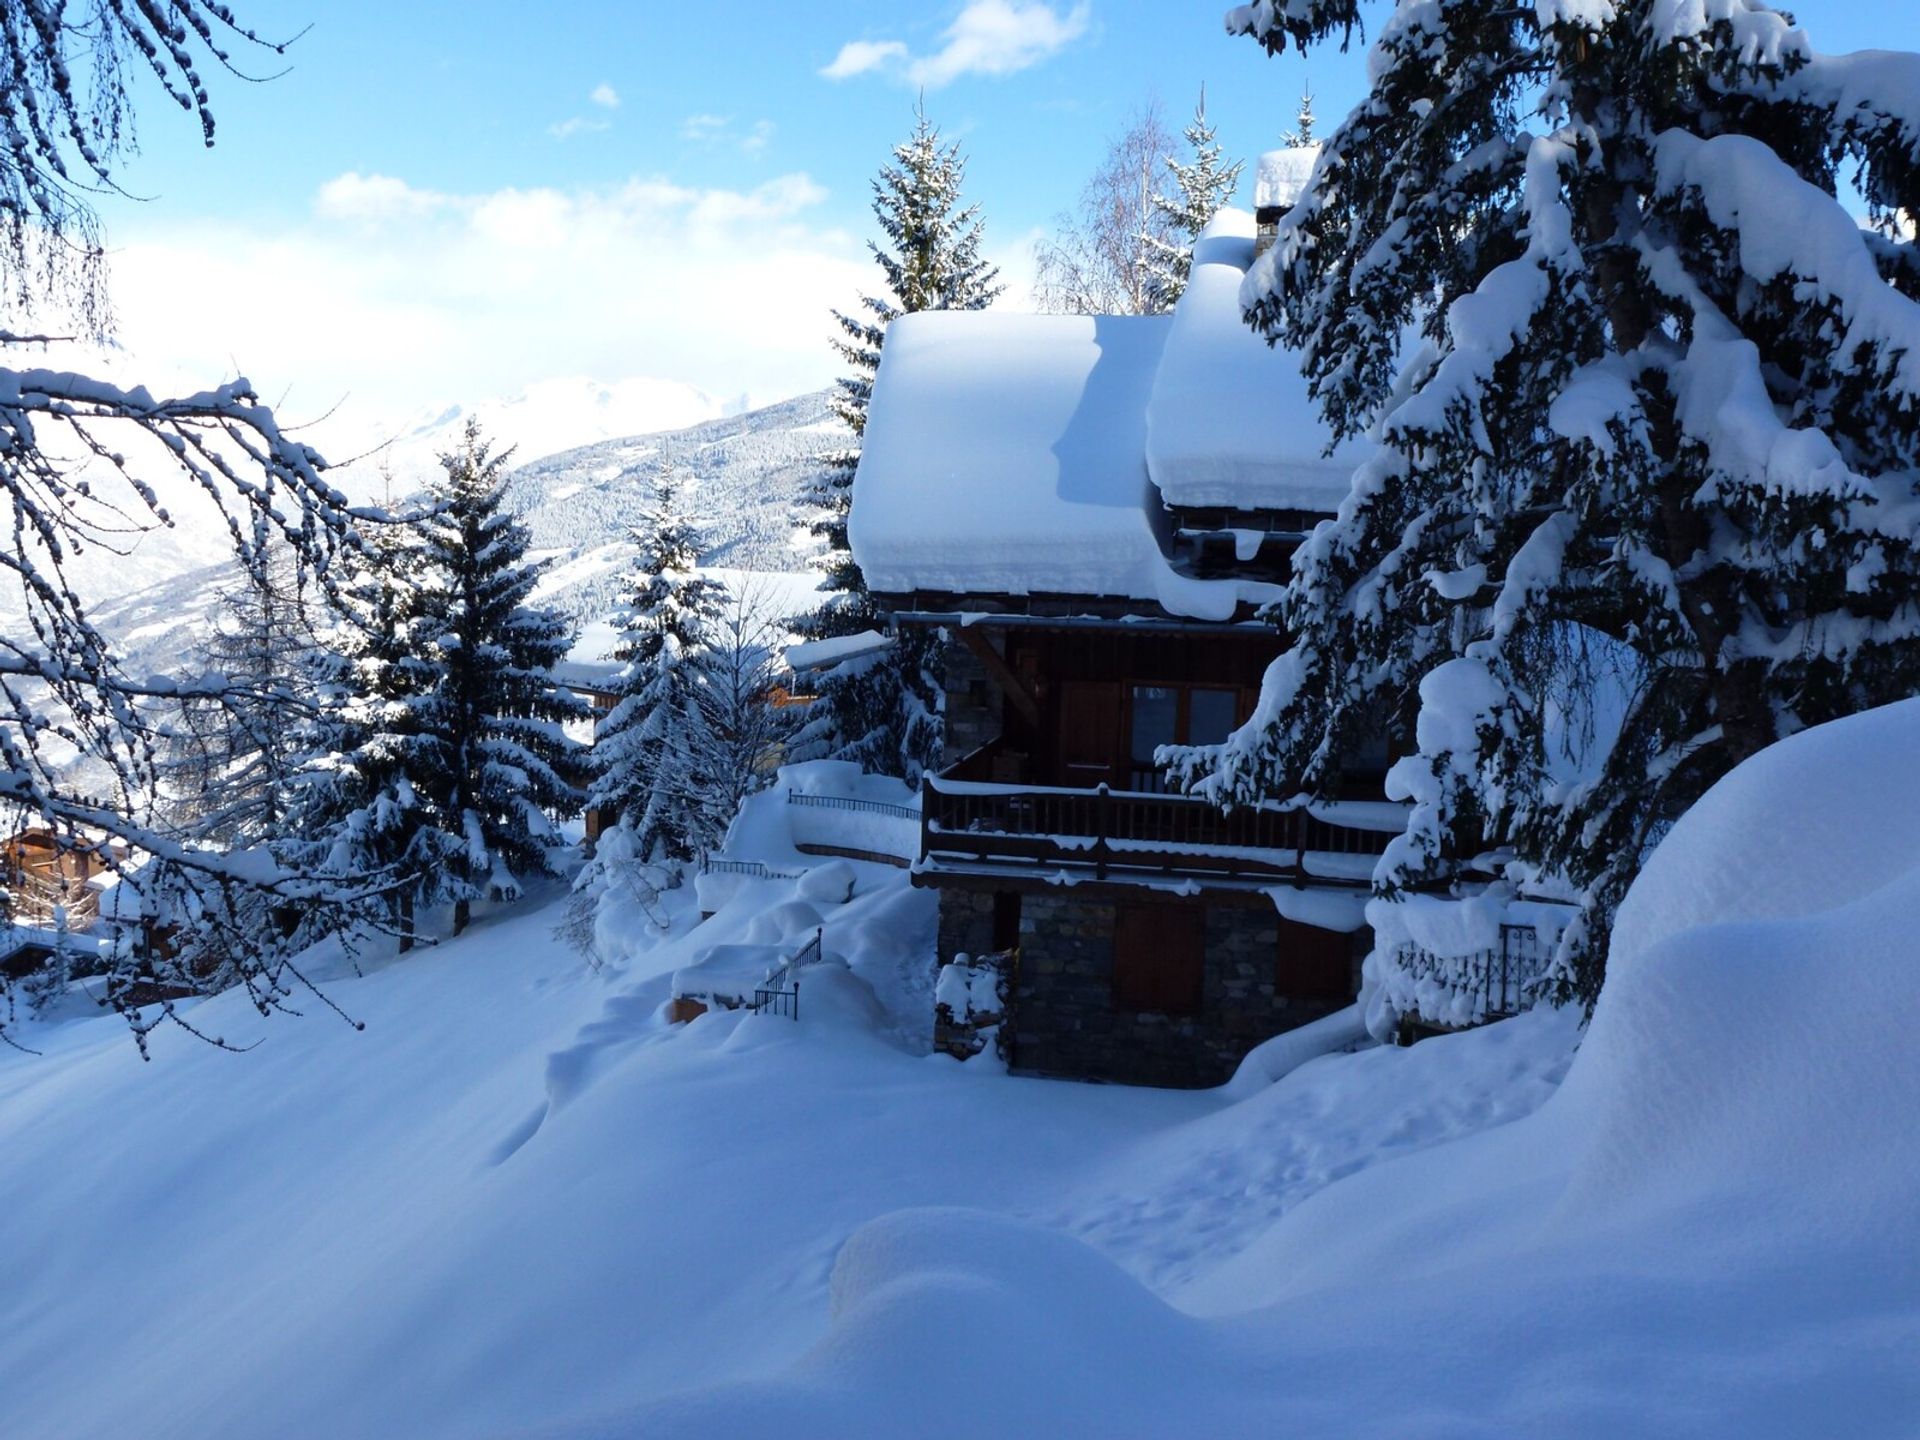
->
1175, 3, 1920, 1012
588, 458, 730, 867
287, 517, 445, 950
1282, 89, 1316, 149
800, 104, 1001, 783
1142, 90, 1246, 308
416, 420, 588, 935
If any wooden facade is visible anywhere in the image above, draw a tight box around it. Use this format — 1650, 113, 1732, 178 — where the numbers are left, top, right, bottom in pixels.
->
896, 614, 1398, 1088
2, 829, 117, 928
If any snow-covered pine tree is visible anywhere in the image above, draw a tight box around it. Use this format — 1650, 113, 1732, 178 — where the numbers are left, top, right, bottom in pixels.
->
1142, 90, 1246, 307
1176, 1, 1920, 1011
587, 458, 730, 871
798, 104, 1001, 782
416, 420, 588, 935
1282, 89, 1315, 149
286, 516, 446, 950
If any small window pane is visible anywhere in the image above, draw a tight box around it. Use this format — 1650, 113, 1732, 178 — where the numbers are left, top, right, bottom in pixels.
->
1188, 688, 1238, 747
1130, 686, 1178, 764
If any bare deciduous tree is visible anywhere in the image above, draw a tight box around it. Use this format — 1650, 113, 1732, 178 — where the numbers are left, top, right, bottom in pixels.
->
1033, 102, 1180, 316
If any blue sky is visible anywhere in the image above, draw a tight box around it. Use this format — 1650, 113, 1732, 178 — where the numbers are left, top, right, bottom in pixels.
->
85, 1, 1920, 446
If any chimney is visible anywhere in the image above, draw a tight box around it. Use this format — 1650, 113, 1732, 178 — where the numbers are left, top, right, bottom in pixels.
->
1252, 143, 1320, 261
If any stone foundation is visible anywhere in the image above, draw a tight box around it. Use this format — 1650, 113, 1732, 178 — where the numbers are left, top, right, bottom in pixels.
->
934, 885, 1364, 1088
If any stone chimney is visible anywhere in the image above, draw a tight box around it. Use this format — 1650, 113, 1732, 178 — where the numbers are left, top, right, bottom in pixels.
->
1252, 144, 1320, 261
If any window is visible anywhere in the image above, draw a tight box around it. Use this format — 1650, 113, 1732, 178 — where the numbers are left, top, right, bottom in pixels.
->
1128, 686, 1179, 779
1127, 685, 1248, 792
1276, 921, 1354, 1001
1187, 688, 1238, 747
1113, 903, 1205, 1014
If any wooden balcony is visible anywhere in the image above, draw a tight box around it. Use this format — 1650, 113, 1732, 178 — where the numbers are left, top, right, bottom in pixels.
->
920, 769, 1398, 890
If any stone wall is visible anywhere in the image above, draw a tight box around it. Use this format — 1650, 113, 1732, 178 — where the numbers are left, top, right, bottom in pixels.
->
937, 633, 999, 767
934, 886, 1363, 1088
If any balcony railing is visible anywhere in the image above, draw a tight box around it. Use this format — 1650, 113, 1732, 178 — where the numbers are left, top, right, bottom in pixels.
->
920, 773, 1394, 887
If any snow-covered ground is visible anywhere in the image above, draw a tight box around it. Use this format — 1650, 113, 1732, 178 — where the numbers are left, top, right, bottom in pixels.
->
4, 703, 1918, 1436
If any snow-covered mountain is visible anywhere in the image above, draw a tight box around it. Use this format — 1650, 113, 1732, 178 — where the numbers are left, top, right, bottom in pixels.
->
328, 376, 734, 501
86, 389, 843, 680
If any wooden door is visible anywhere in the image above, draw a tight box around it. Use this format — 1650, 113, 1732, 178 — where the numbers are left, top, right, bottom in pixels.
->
1114, 903, 1205, 1015
1057, 680, 1121, 788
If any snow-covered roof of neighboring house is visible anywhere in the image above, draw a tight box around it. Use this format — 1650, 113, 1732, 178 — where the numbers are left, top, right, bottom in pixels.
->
1144, 209, 1372, 512
784, 630, 893, 674
851, 312, 1262, 621
1255, 144, 1319, 212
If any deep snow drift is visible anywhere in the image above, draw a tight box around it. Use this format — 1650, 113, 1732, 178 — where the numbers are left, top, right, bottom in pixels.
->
2, 703, 1916, 1437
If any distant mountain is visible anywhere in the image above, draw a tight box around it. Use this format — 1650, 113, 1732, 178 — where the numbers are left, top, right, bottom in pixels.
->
329, 376, 731, 501
505, 390, 842, 621
86, 389, 844, 680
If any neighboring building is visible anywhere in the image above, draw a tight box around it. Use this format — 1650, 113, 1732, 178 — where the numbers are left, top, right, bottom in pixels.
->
850, 198, 1403, 1088
0, 826, 173, 982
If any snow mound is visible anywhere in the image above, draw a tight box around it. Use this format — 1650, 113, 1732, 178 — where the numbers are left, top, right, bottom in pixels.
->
1553, 697, 1920, 1229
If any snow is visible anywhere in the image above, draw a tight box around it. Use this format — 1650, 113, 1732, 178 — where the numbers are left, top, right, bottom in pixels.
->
671, 942, 793, 1006
1253, 144, 1320, 211
1144, 209, 1372, 511
933, 956, 1002, 1020
6, 704, 1919, 1434
852, 311, 1263, 620
784, 629, 893, 673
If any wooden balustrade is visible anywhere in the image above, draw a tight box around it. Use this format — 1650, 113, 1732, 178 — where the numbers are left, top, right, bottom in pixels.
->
920, 775, 1392, 886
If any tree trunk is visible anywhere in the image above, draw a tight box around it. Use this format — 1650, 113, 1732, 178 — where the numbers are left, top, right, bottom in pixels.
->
453, 896, 471, 936
397, 888, 415, 954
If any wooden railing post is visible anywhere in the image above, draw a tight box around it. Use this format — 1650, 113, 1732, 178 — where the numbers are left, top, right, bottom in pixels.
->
1095, 782, 1110, 879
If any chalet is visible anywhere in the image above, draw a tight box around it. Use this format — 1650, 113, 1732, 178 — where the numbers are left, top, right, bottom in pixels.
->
0, 826, 149, 979
849, 189, 1404, 1088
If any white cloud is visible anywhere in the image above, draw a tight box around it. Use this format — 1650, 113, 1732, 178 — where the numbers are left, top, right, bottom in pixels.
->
820, 38, 910, 80
95, 171, 868, 472
551, 85, 621, 140
314, 171, 453, 224
680, 112, 730, 142
681, 113, 777, 155
821, 2, 1089, 89
741, 119, 776, 156
547, 114, 611, 140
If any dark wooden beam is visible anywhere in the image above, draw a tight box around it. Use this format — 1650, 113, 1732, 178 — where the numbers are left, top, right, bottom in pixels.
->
958, 625, 1041, 729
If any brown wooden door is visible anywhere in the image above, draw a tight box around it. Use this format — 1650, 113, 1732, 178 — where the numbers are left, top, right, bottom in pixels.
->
1057, 680, 1121, 788
1275, 919, 1355, 1000
1114, 903, 1205, 1015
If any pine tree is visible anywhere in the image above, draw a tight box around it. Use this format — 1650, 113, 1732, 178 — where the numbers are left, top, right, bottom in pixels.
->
1282, 89, 1316, 149
588, 458, 730, 868
1179, 3, 1920, 1012
287, 517, 445, 950
801, 103, 1001, 780
416, 420, 588, 935
1142, 90, 1246, 308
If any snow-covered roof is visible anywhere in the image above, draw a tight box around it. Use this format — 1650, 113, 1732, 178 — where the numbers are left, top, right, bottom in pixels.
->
784, 630, 893, 674
1144, 209, 1372, 512
1254, 144, 1319, 212
852, 312, 1261, 620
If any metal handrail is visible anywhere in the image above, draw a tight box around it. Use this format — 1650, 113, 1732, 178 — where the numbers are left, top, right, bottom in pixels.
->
701, 858, 805, 881
1392, 923, 1551, 1021
752, 928, 824, 1021
785, 791, 918, 821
